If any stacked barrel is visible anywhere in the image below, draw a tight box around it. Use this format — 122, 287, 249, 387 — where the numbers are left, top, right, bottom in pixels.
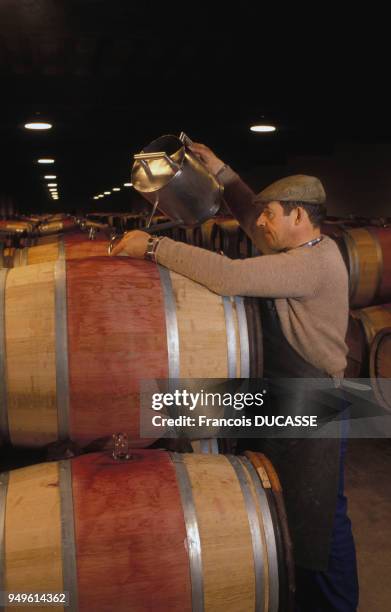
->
1, 209, 390, 608
0, 221, 297, 611
322, 221, 391, 411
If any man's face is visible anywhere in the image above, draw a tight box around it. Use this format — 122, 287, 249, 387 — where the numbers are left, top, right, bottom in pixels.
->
256, 201, 296, 251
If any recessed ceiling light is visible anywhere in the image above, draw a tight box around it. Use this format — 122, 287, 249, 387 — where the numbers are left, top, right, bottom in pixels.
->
104, 191, 111, 195
250, 125, 276, 133
113, 187, 121, 191
47, 183, 57, 187
25, 122, 52, 130
93, 196, 99, 200
38, 158, 55, 164
44, 175, 56, 179
123, 183, 133, 187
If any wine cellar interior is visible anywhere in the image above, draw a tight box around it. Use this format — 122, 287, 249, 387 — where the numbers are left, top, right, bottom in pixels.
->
0, 3, 390, 612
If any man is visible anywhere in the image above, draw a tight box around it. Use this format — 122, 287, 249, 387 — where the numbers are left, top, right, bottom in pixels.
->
111, 143, 359, 611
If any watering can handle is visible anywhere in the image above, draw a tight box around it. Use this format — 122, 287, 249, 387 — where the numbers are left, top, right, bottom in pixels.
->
179, 132, 194, 147
134, 151, 181, 172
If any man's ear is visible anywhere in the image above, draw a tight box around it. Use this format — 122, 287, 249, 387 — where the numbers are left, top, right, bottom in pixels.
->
295, 207, 303, 224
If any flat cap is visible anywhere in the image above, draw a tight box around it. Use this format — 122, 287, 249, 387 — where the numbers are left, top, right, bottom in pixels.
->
254, 174, 326, 205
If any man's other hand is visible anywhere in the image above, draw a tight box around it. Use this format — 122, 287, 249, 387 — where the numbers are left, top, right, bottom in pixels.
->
189, 142, 225, 176
110, 230, 150, 258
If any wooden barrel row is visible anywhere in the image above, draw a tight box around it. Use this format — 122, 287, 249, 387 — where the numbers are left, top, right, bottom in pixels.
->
0, 220, 35, 234
178, 218, 255, 259
0, 217, 77, 237
3, 219, 389, 306
0, 449, 294, 612
85, 213, 149, 231
0, 257, 262, 449
0, 218, 256, 268
0, 232, 108, 267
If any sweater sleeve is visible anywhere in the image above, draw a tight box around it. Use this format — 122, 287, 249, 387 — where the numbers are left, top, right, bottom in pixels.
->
155, 237, 318, 298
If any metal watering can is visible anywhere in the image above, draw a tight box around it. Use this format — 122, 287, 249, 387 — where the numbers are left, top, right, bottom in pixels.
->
131, 132, 223, 228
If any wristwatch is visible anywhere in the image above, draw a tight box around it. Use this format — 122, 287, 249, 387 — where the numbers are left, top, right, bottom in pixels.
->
144, 235, 161, 263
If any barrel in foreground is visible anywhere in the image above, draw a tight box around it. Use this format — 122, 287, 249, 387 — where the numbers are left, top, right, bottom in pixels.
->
0, 449, 294, 612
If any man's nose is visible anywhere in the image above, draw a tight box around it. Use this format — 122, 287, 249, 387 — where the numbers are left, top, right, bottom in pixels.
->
256, 211, 266, 227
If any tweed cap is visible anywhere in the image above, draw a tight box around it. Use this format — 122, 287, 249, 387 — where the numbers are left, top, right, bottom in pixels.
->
254, 174, 326, 205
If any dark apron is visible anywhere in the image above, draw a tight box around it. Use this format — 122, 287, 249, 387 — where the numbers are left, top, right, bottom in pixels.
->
240, 298, 342, 571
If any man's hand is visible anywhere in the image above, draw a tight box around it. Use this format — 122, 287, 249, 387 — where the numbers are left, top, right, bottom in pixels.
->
189, 142, 225, 176
110, 230, 150, 258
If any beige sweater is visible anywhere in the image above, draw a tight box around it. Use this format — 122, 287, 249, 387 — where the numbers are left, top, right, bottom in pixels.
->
155, 234, 349, 376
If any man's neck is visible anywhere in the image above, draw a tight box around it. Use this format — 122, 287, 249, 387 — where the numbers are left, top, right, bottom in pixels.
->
286, 228, 321, 250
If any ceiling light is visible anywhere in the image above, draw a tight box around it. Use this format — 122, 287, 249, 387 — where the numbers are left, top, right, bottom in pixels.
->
250, 125, 276, 133
93, 196, 99, 200
25, 122, 52, 130
113, 187, 120, 191
44, 175, 56, 179
104, 191, 111, 195
38, 158, 55, 164
123, 182, 133, 187
47, 183, 57, 187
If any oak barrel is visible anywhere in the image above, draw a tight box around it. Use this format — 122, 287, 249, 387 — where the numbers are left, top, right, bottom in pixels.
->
0, 449, 292, 611
342, 227, 391, 308
321, 225, 391, 308
370, 327, 391, 412
351, 304, 391, 345
0, 258, 253, 448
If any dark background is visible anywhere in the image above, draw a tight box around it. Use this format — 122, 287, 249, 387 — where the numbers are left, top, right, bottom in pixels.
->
0, 1, 389, 217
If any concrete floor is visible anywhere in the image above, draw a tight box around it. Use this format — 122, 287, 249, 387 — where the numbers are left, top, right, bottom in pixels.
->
345, 439, 391, 612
